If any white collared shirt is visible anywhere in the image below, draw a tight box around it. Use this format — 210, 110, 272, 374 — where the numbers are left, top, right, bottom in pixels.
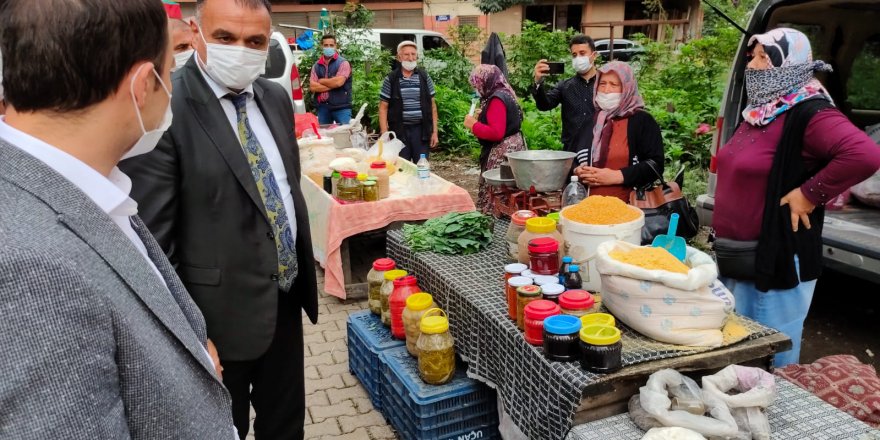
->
196, 60, 297, 242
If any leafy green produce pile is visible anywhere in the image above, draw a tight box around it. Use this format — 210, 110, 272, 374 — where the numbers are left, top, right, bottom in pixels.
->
403, 212, 494, 255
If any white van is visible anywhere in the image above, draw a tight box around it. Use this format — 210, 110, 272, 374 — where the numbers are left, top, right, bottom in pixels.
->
343, 28, 452, 56
262, 31, 306, 114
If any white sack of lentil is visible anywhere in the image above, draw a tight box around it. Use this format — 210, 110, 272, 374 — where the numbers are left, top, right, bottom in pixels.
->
596, 241, 718, 291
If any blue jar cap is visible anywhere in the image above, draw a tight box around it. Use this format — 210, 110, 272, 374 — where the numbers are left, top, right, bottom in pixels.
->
562, 256, 573, 263
569, 264, 580, 272
543, 314, 582, 335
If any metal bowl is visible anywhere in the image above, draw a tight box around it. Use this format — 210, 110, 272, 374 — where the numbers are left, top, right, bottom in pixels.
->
482, 168, 517, 188
505, 150, 577, 192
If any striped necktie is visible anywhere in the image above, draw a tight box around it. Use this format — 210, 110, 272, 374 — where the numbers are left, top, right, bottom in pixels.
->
226, 93, 298, 291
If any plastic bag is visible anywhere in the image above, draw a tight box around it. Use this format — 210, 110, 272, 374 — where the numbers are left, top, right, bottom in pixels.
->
702, 366, 776, 440
639, 369, 739, 438
851, 171, 880, 208
366, 131, 404, 165
642, 427, 707, 440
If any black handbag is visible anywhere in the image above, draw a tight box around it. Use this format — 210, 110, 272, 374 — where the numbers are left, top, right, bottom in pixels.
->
629, 160, 700, 245
713, 237, 758, 280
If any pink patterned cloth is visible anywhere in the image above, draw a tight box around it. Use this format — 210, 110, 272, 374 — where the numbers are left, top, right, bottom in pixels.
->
775, 354, 880, 428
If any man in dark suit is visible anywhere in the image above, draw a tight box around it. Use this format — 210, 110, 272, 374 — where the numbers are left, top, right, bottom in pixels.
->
0, 0, 234, 438
120, 0, 318, 438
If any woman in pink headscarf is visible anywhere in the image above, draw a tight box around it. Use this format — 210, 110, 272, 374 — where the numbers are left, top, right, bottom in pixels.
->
464, 64, 526, 214
574, 61, 664, 202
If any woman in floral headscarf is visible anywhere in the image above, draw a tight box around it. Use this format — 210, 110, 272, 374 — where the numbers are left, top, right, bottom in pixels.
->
573, 61, 664, 202
713, 28, 880, 367
464, 64, 526, 214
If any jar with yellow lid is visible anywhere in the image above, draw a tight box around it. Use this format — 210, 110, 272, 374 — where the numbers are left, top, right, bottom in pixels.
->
380, 269, 408, 326
402, 293, 438, 357
579, 324, 622, 373
517, 217, 564, 265
580, 313, 615, 328
416, 308, 456, 384
516, 285, 542, 330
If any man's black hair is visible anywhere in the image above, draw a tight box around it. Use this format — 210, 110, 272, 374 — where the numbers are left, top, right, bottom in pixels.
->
569, 34, 596, 52
321, 34, 337, 44
196, 0, 272, 17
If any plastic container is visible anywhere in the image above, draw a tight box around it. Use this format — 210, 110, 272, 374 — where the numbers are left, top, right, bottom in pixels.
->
362, 180, 379, 201
369, 161, 391, 199
505, 210, 537, 261
367, 258, 396, 315
506, 276, 532, 322
541, 283, 565, 303
517, 217, 564, 265
381, 269, 408, 326
560, 205, 644, 291
581, 312, 616, 328
504, 263, 528, 282
516, 285, 542, 330
519, 269, 537, 281
347, 310, 405, 411
558, 256, 573, 284
337, 170, 362, 202
543, 315, 582, 362
533, 275, 560, 286
546, 212, 563, 234
402, 293, 438, 357
390, 276, 421, 340
563, 264, 583, 290
559, 289, 599, 317
523, 300, 561, 346
416, 308, 456, 385
579, 324, 622, 373
562, 175, 588, 207
528, 237, 560, 275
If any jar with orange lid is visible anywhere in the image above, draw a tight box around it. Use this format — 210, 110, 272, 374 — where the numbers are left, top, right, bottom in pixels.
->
380, 269, 408, 326
516, 285, 542, 330
559, 289, 601, 317
505, 210, 537, 261
367, 258, 396, 315
517, 217, 564, 265
402, 293, 438, 356
416, 308, 456, 385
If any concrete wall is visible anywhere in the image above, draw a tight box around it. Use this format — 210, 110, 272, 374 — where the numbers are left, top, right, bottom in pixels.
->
582, 0, 625, 39
490, 6, 524, 36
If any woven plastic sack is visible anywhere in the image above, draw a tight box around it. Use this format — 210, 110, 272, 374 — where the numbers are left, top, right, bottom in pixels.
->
596, 241, 718, 291
641, 427, 707, 440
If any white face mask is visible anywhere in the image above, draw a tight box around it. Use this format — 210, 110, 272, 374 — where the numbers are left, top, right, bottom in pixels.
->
173, 49, 194, 72
572, 55, 593, 74
595, 92, 622, 112
124, 65, 172, 160
401, 60, 417, 71
197, 26, 267, 90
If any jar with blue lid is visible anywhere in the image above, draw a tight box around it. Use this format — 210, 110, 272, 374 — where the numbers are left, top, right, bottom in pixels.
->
542, 315, 582, 362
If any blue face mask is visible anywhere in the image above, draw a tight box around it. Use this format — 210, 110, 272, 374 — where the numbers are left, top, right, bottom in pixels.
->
323, 47, 336, 58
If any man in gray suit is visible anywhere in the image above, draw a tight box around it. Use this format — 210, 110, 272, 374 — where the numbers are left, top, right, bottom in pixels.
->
0, 0, 234, 438
120, 0, 319, 438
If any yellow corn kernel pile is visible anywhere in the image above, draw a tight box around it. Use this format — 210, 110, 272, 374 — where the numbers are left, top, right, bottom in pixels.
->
608, 246, 690, 274
562, 195, 641, 225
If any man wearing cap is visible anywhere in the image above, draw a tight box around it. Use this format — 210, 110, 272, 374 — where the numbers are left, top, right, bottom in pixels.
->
309, 34, 352, 125
378, 40, 438, 161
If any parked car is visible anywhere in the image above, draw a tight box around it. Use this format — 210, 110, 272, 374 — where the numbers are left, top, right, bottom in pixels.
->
342, 28, 452, 57
262, 31, 306, 114
594, 38, 645, 61
695, 0, 880, 283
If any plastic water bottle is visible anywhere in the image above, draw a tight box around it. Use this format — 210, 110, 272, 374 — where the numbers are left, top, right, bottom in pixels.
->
562, 175, 587, 207
416, 154, 431, 193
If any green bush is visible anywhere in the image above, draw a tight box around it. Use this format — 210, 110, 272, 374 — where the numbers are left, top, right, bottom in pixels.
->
520, 98, 564, 150
504, 21, 576, 96
434, 85, 481, 157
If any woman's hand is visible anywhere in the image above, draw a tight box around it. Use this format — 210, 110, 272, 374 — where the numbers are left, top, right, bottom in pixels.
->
575, 165, 624, 186
780, 188, 816, 232
464, 114, 478, 130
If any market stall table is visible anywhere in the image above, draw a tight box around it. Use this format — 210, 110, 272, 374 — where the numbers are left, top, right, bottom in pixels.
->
302, 160, 475, 299
386, 220, 791, 439
566, 377, 880, 439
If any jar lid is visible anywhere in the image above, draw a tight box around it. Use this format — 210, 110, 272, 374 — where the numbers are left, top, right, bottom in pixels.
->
507, 276, 533, 288
546, 212, 560, 223
528, 237, 559, 253
371, 161, 386, 168
543, 314, 582, 335
356, 173, 368, 181
524, 300, 561, 320
383, 269, 408, 281
533, 275, 560, 286
559, 289, 595, 310
420, 308, 449, 334
366, 176, 378, 181
569, 264, 580, 272
562, 256, 573, 263
525, 217, 556, 234
372, 258, 396, 271
520, 269, 536, 279
341, 170, 357, 178
516, 285, 542, 297
580, 324, 621, 345
581, 313, 616, 328
540, 283, 565, 296
504, 263, 528, 274
393, 275, 418, 286
511, 210, 538, 226
406, 292, 434, 311
362, 181, 377, 186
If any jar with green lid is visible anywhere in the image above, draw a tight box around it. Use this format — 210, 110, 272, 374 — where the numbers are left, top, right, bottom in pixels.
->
579, 324, 622, 373
367, 258, 396, 315
516, 285, 542, 330
546, 212, 563, 234
416, 308, 456, 384
336, 170, 362, 202
362, 181, 379, 202
380, 269, 408, 326
402, 293, 438, 357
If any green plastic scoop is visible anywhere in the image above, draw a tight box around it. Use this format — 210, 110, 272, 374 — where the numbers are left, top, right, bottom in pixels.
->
651, 213, 687, 261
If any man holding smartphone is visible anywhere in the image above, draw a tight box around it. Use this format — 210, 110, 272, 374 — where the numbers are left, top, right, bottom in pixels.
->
531, 34, 599, 155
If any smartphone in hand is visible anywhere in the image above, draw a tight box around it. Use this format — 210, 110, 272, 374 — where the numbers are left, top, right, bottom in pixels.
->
546, 62, 565, 75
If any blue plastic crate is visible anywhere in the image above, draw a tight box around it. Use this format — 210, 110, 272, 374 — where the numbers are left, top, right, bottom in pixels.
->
347, 310, 405, 412
386, 398, 500, 440
381, 377, 498, 431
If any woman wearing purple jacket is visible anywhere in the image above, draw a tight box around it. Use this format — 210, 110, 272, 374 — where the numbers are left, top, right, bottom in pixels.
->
713, 28, 880, 367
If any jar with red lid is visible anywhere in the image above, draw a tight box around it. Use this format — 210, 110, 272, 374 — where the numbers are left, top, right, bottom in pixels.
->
389, 275, 421, 339
523, 300, 561, 345
516, 285, 542, 330
367, 258, 396, 315
528, 237, 560, 275
506, 276, 532, 322
559, 289, 600, 317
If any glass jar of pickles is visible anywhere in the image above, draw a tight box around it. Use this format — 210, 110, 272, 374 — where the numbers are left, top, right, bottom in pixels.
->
416, 308, 456, 385
367, 258, 396, 315
380, 269, 407, 326
402, 293, 437, 357
362, 181, 379, 202
336, 171, 362, 202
